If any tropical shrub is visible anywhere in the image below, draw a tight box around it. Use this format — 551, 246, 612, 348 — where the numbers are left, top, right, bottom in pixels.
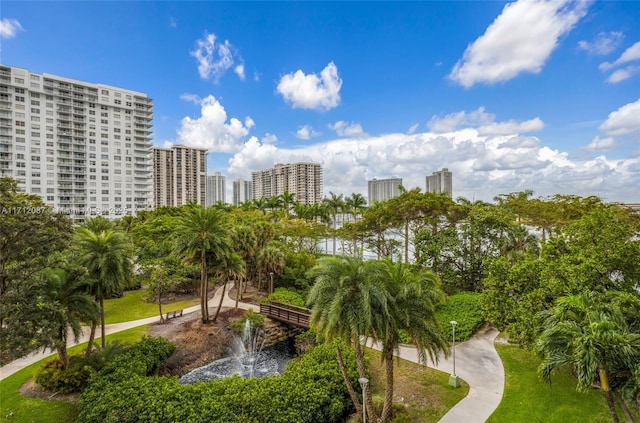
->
79, 339, 358, 423
230, 309, 265, 331
436, 292, 484, 342
265, 287, 306, 308
35, 358, 96, 394
34, 342, 128, 393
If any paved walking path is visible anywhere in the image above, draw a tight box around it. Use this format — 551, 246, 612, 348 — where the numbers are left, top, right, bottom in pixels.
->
1, 289, 504, 423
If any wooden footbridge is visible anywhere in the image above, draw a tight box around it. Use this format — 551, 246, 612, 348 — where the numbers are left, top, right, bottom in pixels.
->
259, 302, 312, 328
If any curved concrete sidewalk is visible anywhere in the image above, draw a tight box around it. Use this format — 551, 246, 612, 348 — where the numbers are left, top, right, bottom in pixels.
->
0, 285, 256, 381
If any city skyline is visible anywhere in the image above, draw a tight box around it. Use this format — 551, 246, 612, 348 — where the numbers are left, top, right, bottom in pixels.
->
1, 1, 639, 203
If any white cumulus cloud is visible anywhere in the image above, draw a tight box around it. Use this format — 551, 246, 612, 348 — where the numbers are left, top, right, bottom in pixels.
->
599, 99, 640, 138
449, 0, 589, 87
585, 136, 616, 152
599, 41, 640, 73
606, 66, 640, 84
329, 121, 367, 138
0, 18, 23, 39
234, 63, 246, 80
277, 62, 342, 110
190, 32, 244, 82
225, 126, 639, 203
176, 95, 253, 153
296, 125, 321, 140
428, 107, 544, 136
578, 31, 624, 55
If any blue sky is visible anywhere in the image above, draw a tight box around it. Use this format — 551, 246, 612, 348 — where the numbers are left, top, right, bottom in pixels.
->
2, 1, 639, 202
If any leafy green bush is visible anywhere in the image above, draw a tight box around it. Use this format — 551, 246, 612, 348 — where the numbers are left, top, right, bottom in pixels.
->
265, 287, 306, 308
35, 359, 96, 394
79, 339, 358, 423
230, 309, 265, 331
34, 342, 128, 393
436, 292, 484, 342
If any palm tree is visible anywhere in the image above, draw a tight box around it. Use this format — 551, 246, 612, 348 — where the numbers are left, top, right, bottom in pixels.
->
76, 227, 133, 349
376, 260, 449, 422
324, 192, 345, 255
229, 225, 257, 307
279, 190, 296, 218
256, 243, 286, 292
39, 268, 99, 369
211, 251, 245, 322
537, 291, 640, 423
174, 205, 231, 323
345, 192, 367, 222
307, 256, 390, 423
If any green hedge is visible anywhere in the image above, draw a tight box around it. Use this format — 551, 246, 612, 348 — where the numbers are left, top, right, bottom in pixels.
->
265, 288, 307, 308
436, 292, 484, 342
78, 338, 357, 423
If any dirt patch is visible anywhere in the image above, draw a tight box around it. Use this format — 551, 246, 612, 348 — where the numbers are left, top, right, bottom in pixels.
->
19, 378, 80, 405
149, 307, 249, 376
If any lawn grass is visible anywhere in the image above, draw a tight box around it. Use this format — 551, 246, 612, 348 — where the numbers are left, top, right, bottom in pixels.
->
0, 325, 149, 423
487, 343, 634, 423
365, 348, 469, 422
103, 288, 199, 324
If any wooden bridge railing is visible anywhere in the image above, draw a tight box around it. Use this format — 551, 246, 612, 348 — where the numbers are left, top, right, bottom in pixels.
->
259, 302, 311, 328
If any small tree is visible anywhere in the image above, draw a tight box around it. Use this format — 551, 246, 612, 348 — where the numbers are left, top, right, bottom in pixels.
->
147, 266, 173, 322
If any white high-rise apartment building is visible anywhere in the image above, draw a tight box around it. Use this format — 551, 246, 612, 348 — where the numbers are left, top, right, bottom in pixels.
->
368, 177, 402, 203
0, 66, 153, 219
152, 145, 207, 207
425, 168, 453, 196
252, 162, 322, 205
206, 172, 226, 206
232, 178, 253, 206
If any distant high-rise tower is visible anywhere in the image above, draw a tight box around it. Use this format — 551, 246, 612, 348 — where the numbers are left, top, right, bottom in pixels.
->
206, 172, 226, 206
368, 178, 403, 203
425, 168, 452, 196
233, 178, 253, 206
252, 162, 322, 205
152, 144, 207, 207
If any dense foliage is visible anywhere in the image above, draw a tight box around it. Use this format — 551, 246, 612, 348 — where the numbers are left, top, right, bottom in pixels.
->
265, 287, 307, 308
78, 338, 358, 423
436, 292, 484, 342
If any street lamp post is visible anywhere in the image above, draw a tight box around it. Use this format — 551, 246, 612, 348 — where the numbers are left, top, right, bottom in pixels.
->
358, 377, 369, 423
449, 320, 460, 388
269, 272, 274, 295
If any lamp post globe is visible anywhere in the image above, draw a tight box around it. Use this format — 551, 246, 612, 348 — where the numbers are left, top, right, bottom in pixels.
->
358, 377, 369, 422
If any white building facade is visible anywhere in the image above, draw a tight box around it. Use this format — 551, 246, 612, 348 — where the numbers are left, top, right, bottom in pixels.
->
0, 66, 154, 219
425, 168, 453, 196
232, 178, 253, 206
152, 144, 207, 207
367, 177, 403, 203
252, 162, 322, 205
206, 172, 226, 206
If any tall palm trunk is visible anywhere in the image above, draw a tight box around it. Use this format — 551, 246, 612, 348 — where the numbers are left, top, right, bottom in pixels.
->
85, 322, 96, 357
100, 297, 106, 349
212, 279, 227, 322
57, 343, 70, 370
235, 277, 241, 309
353, 338, 380, 423
200, 251, 208, 323
336, 345, 363, 419
600, 368, 620, 423
381, 347, 395, 422
614, 391, 636, 423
